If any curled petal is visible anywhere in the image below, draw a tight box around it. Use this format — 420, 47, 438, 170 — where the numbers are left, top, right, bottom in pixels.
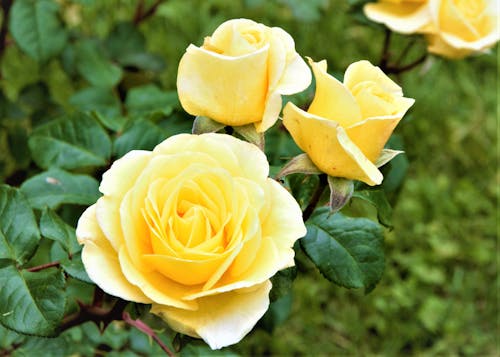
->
283, 103, 383, 185
307, 59, 362, 127
77, 205, 152, 303
151, 281, 272, 350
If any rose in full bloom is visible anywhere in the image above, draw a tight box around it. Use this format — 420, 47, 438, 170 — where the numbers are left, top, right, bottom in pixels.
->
426, 0, 499, 58
177, 18, 311, 132
283, 59, 414, 186
364, 0, 432, 34
76, 133, 306, 349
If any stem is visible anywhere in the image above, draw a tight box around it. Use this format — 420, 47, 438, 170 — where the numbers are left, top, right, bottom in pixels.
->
0, 0, 13, 63
122, 312, 176, 357
27, 260, 60, 272
378, 29, 392, 72
133, 0, 163, 25
302, 174, 328, 222
59, 298, 129, 333
386, 53, 427, 74
395, 37, 417, 66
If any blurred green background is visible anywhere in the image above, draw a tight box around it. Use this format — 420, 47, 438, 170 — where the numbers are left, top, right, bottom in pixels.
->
0, 0, 497, 355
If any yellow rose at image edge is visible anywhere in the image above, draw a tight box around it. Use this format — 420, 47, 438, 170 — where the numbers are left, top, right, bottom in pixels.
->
426, 0, 499, 58
177, 18, 311, 132
283, 59, 414, 186
76, 133, 307, 349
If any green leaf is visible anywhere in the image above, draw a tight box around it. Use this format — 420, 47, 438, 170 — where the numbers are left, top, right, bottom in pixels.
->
105, 22, 146, 59
0, 265, 66, 336
125, 85, 178, 117
302, 208, 384, 293
0, 185, 40, 266
69, 87, 122, 121
60, 252, 91, 284
20, 169, 100, 209
40, 208, 79, 254
258, 293, 293, 332
104, 22, 165, 72
287, 174, 321, 210
113, 119, 165, 158
9, 0, 67, 62
28, 112, 112, 170
353, 190, 393, 228
269, 267, 297, 302
75, 40, 123, 88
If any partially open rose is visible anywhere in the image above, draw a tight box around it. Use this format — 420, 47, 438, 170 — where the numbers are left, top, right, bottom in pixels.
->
177, 18, 311, 132
76, 133, 306, 349
364, 0, 499, 58
426, 0, 499, 58
283, 59, 414, 185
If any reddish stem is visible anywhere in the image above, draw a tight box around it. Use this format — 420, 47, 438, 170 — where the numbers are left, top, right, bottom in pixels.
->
123, 312, 176, 357
27, 260, 60, 272
302, 174, 328, 222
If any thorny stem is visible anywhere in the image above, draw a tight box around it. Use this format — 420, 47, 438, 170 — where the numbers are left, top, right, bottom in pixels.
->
123, 312, 176, 357
302, 174, 328, 222
27, 260, 61, 272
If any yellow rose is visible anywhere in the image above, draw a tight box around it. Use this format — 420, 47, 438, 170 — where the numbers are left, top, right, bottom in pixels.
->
283, 59, 414, 186
426, 0, 499, 58
364, 0, 432, 34
76, 133, 306, 349
177, 18, 311, 132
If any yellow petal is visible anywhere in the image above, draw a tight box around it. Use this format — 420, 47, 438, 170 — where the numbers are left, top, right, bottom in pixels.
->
426, 34, 472, 58
96, 150, 152, 251
364, 2, 432, 34
177, 44, 268, 126
151, 281, 272, 350
118, 247, 198, 310
283, 102, 383, 185
344, 60, 402, 95
260, 178, 306, 267
76, 205, 152, 303
346, 117, 402, 162
307, 59, 362, 128
256, 90, 282, 132
154, 133, 269, 183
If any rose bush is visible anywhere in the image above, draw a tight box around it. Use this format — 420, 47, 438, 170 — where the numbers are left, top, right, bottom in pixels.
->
76, 133, 306, 349
283, 59, 414, 185
176, 18, 311, 132
364, 0, 499, 58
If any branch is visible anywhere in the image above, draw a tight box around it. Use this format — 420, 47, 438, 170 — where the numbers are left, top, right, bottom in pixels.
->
385, 53, 427, 74
27, 260, 60, 272
133, 0, 163, 25
59, 298, 129, 333
378, 28, 391, 72
123, 312, 176, 357
302, 174, 328, 222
